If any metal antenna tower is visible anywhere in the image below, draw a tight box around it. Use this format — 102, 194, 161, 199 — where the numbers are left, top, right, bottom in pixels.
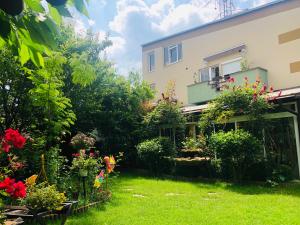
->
216, 0, 235, 18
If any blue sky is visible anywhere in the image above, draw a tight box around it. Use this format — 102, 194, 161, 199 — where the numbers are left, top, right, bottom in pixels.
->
73, 0, 276, 75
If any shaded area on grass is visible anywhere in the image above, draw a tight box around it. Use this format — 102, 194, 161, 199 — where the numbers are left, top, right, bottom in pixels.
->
60, 171, 300, 225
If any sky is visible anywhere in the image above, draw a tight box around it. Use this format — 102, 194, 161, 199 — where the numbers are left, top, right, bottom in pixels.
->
73, 0, 277, 76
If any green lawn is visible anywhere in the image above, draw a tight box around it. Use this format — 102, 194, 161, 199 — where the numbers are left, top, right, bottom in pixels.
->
65, 173, 300, 225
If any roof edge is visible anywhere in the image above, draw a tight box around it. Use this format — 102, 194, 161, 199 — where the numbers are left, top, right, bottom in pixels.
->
142, 0, 289, 48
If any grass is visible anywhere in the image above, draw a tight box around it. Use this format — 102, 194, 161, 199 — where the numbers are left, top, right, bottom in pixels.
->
64, 172, 300, 225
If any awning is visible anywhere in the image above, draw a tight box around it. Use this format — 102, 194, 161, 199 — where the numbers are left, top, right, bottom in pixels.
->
203, 44, 246, 62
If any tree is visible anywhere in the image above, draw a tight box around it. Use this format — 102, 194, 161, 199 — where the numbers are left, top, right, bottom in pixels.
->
0, 0, 91, 67
144, 99, 186, 148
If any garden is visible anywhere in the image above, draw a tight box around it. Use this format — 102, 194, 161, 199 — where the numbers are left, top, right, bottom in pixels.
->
1, 1, 300, 225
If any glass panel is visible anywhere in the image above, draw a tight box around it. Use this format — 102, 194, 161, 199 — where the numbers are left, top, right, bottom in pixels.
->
239, 117, 299, 178
264, 117, 299, 178
148, 53, 155, 71
200, 67, 209, 82
211, 65, 219, 79
222, 59, 241, 76
169, 46, 178, 63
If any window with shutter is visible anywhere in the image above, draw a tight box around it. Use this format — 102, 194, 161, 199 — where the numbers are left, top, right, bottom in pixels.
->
164, 43, 182, 65
148, 52, 155, 72
222, 58, 242, 76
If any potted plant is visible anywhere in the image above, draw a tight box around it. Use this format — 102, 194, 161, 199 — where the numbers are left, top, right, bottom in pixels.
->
71, 150, 98, 177
24, 181, 66, 214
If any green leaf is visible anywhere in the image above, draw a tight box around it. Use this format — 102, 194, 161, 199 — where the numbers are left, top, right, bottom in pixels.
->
19, 43, 30, 65
0, 37, 5, 48
49, 4, 62, 25
29, 48, 45, 67
55, 5, 72, 17
0, 17, 11, 39
73, 0, 89, 17
24, 0, 45, 13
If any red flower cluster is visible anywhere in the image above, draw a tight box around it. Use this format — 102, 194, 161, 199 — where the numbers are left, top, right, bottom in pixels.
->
0, 177, 26, 199
0, 128, 26, 153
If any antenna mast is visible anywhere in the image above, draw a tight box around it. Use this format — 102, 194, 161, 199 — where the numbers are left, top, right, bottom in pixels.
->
215, 0, 235, 18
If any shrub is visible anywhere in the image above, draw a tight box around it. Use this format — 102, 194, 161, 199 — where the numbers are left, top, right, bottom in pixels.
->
268, 164, 293, 185
24, 182, 66, 213
209, 129, 262, 181
182, 137, 201, 150
137, 137, 176, 175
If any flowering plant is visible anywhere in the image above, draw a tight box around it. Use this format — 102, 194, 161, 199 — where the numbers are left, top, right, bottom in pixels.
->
0, 128, 26, 153
70, 132, 95, 150
200, 77, 277, 131
0, 128, 27, 202
70, 150, 99, 174
0, 177, 26, 199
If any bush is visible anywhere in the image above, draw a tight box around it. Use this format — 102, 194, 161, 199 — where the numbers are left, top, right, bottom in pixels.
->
268, 164, 293, 184
137, 137, 176, 175
209, 129, 262, 181
24, 182, 66, 213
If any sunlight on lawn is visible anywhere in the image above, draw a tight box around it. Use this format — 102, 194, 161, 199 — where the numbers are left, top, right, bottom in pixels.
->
65, 173, 300, 225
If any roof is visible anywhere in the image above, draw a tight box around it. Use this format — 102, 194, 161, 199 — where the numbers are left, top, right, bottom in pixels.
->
142, 0, 290, 48
182, 86, 300, 114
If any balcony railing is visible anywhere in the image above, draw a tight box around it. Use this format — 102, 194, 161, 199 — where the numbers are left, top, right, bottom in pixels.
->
187, 67, 268, 105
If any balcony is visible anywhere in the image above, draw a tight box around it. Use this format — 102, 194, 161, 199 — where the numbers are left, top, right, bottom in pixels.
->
187, 67, 268, 105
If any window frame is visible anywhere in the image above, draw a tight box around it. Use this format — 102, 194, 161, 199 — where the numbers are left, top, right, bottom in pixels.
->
168, 45, 179, 64
199, 65, 220, 82
220, 57, 242, 76
148, 51, 155, 72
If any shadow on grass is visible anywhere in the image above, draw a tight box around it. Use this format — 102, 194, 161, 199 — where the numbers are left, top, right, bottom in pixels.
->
120, 169, 300, 198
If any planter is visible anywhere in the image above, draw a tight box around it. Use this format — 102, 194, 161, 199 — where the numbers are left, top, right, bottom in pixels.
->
79, 169, 88, 177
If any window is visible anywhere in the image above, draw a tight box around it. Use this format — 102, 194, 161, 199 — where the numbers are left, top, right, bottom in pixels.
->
200, 68, 209, 82
210, 65, 220, 80
169, 45, 178, 63
148, 52, 155, 72
199, 65, 220, 82
221, 58, 242, 76
164, 43, 182, 65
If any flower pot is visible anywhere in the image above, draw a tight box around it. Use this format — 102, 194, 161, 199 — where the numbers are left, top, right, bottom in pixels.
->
79, 169, 88, 177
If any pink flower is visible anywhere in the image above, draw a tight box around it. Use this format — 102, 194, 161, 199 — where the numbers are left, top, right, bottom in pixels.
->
227, 77, 235, 83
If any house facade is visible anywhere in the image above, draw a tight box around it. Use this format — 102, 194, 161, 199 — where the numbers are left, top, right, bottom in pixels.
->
142, 0, 300, 177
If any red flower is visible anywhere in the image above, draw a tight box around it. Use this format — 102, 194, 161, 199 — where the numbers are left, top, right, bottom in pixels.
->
72, 153, 80, 157
0, 177, 15, 195
227, 77, 235, 83
13, 135, 26, 149
12, 181, 26, 199
3, 128, 26, 150
269, 86, 274, 92
253, 93, 258, 101
1, 141, 11, 153
0, 177, 26, 199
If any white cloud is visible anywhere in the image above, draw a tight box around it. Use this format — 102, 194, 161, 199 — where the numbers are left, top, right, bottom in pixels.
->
88, 19, 95, 26
91, 0, 276, 75
107, 0, 219, 75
